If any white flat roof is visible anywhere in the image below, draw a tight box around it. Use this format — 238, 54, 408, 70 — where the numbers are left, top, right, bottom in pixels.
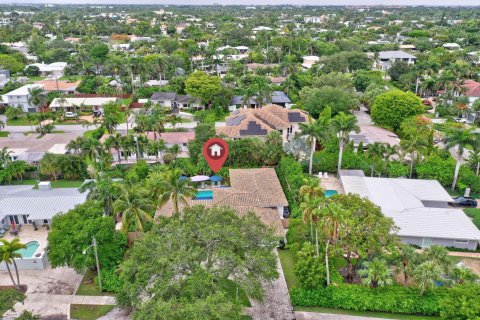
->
50, 97, 118, 108
3, 84, 43, 96
48, 144, 68, 154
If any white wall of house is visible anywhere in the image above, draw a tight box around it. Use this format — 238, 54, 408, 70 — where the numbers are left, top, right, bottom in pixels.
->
401, 235, 478, 250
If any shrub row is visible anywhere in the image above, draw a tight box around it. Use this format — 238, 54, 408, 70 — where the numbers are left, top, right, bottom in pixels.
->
291, 285, 448, 316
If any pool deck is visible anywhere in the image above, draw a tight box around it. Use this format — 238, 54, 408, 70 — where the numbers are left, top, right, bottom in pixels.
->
318, 175, 345, 195
2, 225, 49, 257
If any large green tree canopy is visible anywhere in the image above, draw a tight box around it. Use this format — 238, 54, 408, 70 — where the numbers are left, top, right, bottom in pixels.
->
117, 205, 279, 319
184, 71, 222, 105
371, 90, 424, 131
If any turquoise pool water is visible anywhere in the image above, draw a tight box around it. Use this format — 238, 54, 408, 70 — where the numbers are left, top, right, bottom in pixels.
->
15, 241, 40, 258
194, 190, 214, 200
325, 190, 338, 198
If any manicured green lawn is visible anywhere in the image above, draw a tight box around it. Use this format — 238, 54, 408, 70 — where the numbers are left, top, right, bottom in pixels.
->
58, 75, 82, 81
295, 307, 440, 320
25, 76, 46, 82
70, 304, 114, 320
463, 208, 480, 229
9, 179, 36, 186
0, 288, 25, 314
277, 248, 298, 289
6, 118, 32, 126
0, 131, 9, 137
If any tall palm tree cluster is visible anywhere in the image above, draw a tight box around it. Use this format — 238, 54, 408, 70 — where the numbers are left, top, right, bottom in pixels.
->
85, 167, 196, 234
0, 147, 30, 184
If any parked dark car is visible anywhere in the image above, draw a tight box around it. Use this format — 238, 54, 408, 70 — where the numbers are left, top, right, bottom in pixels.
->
92, 110, 102, 117
283, 207, 290, 219
448, 196, 478, 208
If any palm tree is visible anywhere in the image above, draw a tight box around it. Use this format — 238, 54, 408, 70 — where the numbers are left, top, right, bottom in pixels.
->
299, 178, 324, 241
113, 184, 155, 234
366, 142, 386, 176
149, 169, 197, 216
423, 245, 453, 273
450, 266, 478, 284
104, 133, 123, 164
413, 261, 443, 295
443, 127, 478, 190
28, 87, 47, 112
300, 119, 321, 175
0, 147, 13, 167
81, 138, 104, 164
358, 258, 393, 288
319, 202, 348, 286
331, 112, 360, 174
384, 144, 399, 165
0, 238, 26, 289
300, 195, 322, 256
393, 244, 418, 286
80, 174, 118, 216
66, 136, 85, 155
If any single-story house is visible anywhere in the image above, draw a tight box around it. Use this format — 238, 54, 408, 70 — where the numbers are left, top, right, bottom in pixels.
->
374, 50, 416, 70
0, 182, 87, 228
34, 80, 80, 94
229, 91, 292, 110
28, 62, 68, 77
49, 97, 119, 112
349, 125, 400, 149
340, 170, 480, 250
156, 168, 288, 236
217, 104, 308, 143
146, 131, 195, 156
150, 92, 202, 113
443, 43, 461, 51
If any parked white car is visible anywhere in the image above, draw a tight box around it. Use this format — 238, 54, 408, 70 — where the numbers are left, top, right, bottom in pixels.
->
65, 112, 78, 118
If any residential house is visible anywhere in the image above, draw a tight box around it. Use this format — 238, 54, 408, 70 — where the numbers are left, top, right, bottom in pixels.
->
150, 92, 202, 113
443, 43, 461, 51
304, 16, 328, 24
457, 80, 480, 123
252, 26, 273, 34
146, 131, 195, 157
374, 50, 416, 71
245, 63, 279, 71
229, 91, 292, 110
1, 84, 44, 112
0, 17, 12, 26
157, 168, 289, 236
340, 170, 480, 250
217, 104, 308, 143
28, 62, 68, 77
34, 80, 80, 94
49, 97, 119, 112
349, 125, 400, 149
302, 56, 320, 69
0, 183, 87, 229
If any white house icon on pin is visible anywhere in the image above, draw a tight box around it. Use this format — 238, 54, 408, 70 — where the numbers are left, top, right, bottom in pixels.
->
209, 144, 223, 157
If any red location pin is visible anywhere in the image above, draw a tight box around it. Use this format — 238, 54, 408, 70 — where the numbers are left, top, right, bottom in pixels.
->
203, 138, 229, 173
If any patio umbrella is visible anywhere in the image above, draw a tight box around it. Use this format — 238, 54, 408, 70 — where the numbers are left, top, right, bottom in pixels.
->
209, 175, 222, 182
190, 175, 210, 182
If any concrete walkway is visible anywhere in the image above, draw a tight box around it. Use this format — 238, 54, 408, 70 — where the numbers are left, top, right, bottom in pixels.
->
295, 311, 394, 320
3, 294, 115, 319
250, 250, 295, 320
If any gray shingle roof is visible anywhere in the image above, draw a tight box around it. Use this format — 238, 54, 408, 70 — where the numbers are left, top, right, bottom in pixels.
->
378, 50, 417, 60
0, 185, 87, 221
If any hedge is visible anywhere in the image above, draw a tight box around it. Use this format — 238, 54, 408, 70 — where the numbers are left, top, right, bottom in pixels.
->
291, 285, 448, 316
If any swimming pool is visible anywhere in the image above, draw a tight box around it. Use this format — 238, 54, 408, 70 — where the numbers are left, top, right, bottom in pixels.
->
325, 190, 338, 198
193, 190, 214, 200
15, 241, 40, 258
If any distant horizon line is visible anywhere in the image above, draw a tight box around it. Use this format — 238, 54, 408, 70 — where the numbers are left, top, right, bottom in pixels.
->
1, 2, 480, 6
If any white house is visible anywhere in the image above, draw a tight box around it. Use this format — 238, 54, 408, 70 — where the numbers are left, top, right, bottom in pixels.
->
302, 56, 320, 69
304, 16, 328, 24
1, 84, 44, 112
374, 50, 417, 70
49, 97, 119, 112
340, 170, 480, 250
443, 43, 461, 51
28, 62, 68, 77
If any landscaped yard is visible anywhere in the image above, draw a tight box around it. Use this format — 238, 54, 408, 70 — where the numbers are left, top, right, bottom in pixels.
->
0, 131, 9, 137
9, 179, 84, 188
277, 248, 298, 289
6, 118, 32, 126
75, 269, 104, 296
294, 306, 440, 320
464, 208, 480, 229
70, 304, 114, 320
